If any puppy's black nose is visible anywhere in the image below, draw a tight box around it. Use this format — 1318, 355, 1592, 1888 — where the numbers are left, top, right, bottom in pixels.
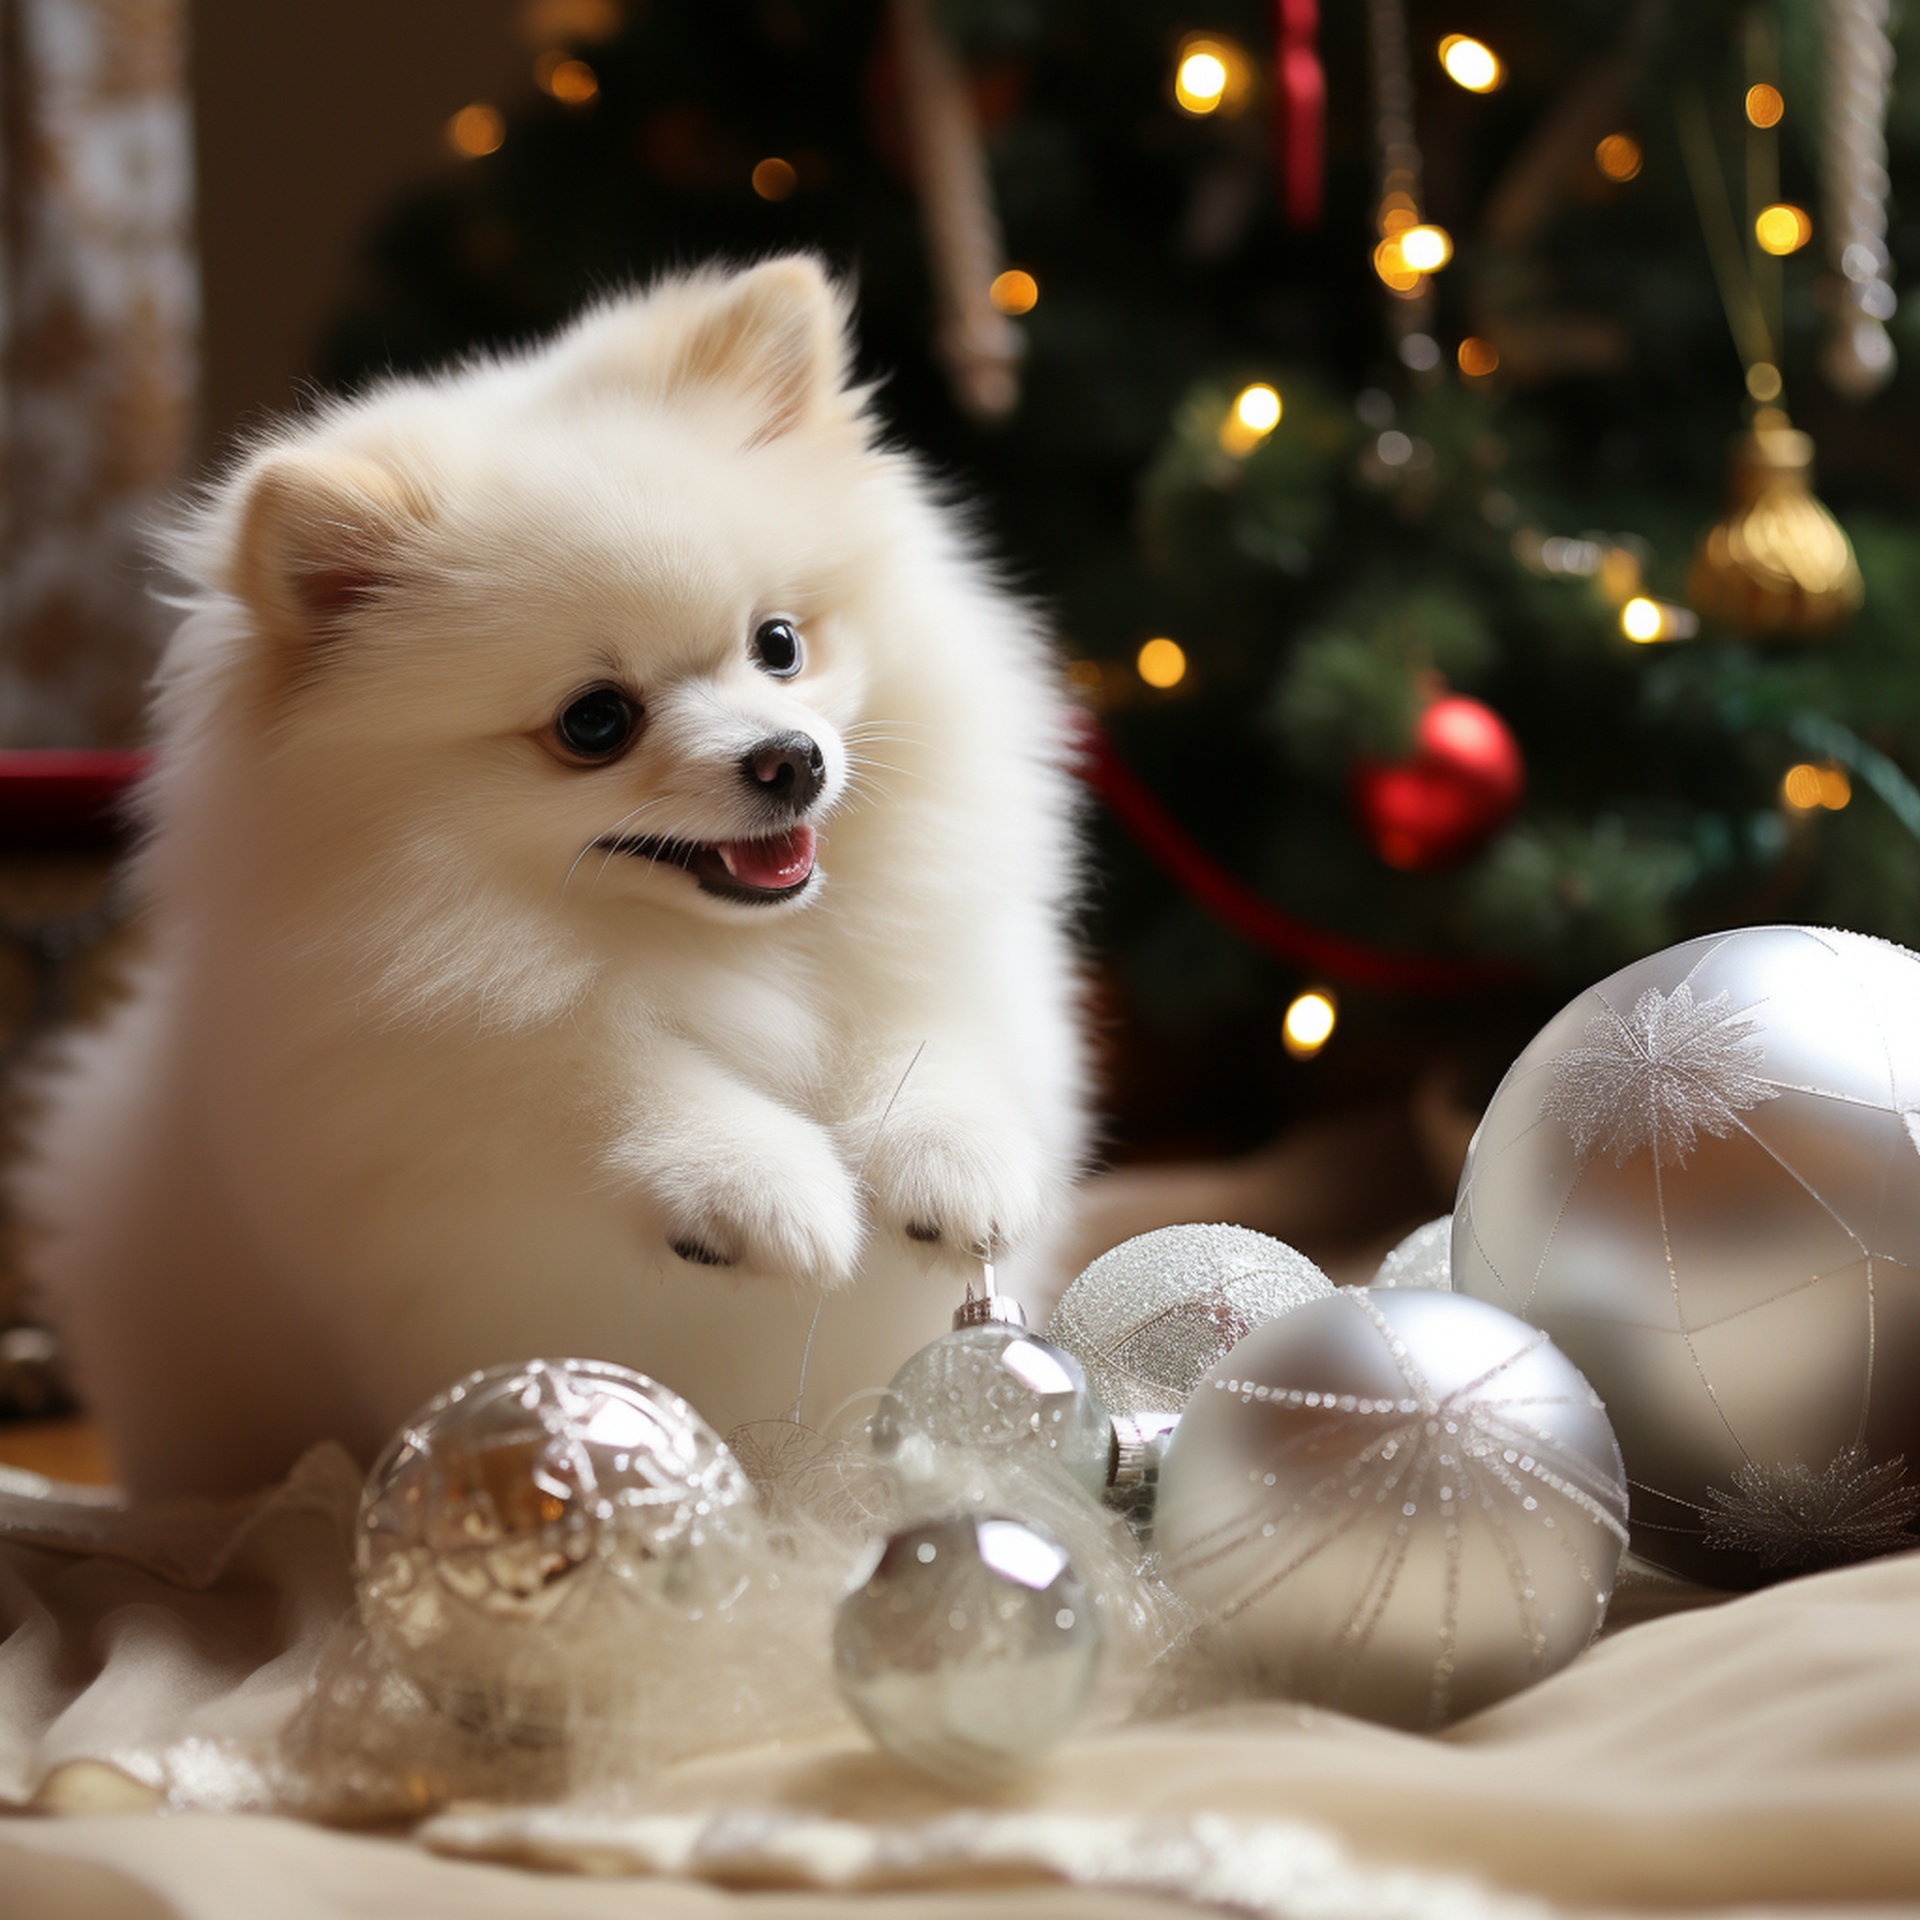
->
741, 731, 826, 810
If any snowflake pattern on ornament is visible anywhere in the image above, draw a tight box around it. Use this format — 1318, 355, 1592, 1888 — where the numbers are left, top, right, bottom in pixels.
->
1540, 983, 1779, 1168
1699, 1446, 1920, 1569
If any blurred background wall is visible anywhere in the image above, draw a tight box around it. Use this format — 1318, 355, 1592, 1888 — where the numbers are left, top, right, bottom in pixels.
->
189, 0, 520, 458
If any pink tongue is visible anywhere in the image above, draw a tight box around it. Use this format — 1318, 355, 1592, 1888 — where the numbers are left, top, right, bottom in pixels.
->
717, 823, 817, 891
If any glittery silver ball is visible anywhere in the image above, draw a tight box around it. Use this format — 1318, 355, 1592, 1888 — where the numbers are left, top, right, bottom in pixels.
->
1156, 1289, 1628, 1731
356, 1358, 761, 1736
833, 1512, 1102, 1785
1047, 1224, 1334, 1418
872, 1323, 1114, 1500
1454, 927, 1920, 1586
1371, 1217, 1453, 1291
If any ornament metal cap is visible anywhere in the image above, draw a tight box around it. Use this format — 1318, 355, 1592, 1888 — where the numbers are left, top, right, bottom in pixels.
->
952, 1263, 1029, 1331
1108, 1409, 1180, 1492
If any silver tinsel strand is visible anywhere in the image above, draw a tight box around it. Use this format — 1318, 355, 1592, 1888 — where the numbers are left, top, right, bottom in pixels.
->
1822, 0, 1899, 398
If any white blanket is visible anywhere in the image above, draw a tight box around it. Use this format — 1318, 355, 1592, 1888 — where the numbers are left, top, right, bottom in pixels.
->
4, 1447, 1919, 1918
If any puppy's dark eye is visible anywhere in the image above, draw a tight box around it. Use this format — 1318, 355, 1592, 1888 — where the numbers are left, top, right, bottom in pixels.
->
554, 686, 641, 761
751, 618, 804, 678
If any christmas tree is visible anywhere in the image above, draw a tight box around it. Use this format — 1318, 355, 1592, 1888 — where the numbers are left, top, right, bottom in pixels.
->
322, 0, 1920, 1133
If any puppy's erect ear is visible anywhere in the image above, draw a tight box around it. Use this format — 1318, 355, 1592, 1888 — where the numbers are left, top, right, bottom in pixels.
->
572, 258, 857, 446
229, 451, 432, 645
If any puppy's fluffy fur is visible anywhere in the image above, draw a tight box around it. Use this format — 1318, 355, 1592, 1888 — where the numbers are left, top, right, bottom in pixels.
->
21, 259, 1089, 1496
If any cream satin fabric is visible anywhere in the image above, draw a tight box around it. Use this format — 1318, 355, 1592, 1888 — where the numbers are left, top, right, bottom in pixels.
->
4, 1446, 1920, 1918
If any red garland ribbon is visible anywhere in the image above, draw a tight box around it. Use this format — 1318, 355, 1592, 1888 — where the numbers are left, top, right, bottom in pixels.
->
1272, 0, 1326, 231
1070, 712, 1522, 996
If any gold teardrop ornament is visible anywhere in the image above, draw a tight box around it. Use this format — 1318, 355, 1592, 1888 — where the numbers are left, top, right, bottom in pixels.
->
1687, 411, 1863, 638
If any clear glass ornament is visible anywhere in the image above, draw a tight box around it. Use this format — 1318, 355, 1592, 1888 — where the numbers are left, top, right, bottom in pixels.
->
1156, 1288, 1628, 1731
871, 1321, 1114, 1500
355, 1357, 761, 1737
1371, 1215, 1453, 1290
1047, 1223, 1334, 1417
1454, 926, 1920, 1585
832, 1512, 1102, 1785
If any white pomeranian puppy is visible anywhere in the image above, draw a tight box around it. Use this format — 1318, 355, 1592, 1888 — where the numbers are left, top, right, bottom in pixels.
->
19, 257, 1089, 1497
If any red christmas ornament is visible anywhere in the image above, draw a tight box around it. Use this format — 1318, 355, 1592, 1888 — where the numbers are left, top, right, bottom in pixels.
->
1350, 694, 1524, 871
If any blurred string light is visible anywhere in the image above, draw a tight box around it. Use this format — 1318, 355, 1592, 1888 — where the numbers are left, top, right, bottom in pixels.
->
1173, 35, 1252, 117
1620, 596, 1700, 643
752, 157, 798, 201
1782, 762, 1852, 811
534, 52, 600, 103
1437, 34, 1503, 92
1218, 382, 1281, 455
1136, 637, 1188, 689
1746, 83, 1785, 128
989, 269, 1039, 315
1457, 336, 1499, 376
1746, 360, 1784, 402
448, 102, 506, 158
1595, 133, 1643, 181
1397, 224, 1452, 271
1755, 203, 1814, 255
1282, 989, 1338, 1059
1374, 223, 1453, 290
516, 0, 621, 44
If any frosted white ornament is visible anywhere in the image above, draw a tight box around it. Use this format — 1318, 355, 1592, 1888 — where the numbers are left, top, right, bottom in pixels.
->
356, 1358, 761, 1737
1156, 1288, 1628, 1730
833, 1512, 1102, 1785
1371, 1216, 1453, 1290
1047, 1224, 1335, 1416
1454, 926, 1920, 1585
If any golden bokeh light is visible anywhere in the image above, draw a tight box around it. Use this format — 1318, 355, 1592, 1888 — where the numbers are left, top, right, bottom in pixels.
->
1746, 83, 1785, 128
1282, 989, 1338, 1059
1457, 336, 1500, 377
517, 0, 622, 46
752, 157, 798, 201
1136, 637, 1188, 689
1755, 203, 1813, 255
1621, 596, 1664, 642
1398, 224, 1454, 272
1173, 35, 1251, 116
1372, 236, 1423, 292
1176, 49, 1228, 112
1437, 34, 1503, 92
1746, 360, 1784, 403
448, 103, 506, 158
535, 53, 600, 103
1595, 133, 1644, 182
1219, 382, 1282, 454
988, 268, 1039, 315
1782, 762, 1852, 811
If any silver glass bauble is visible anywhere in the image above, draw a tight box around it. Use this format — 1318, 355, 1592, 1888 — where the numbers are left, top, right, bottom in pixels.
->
1156, 1288, 1628, 1731
1454, 926, 1920, 1585
1371, 1216, 1453, 1290
356, 1358, 761, 1736
1048, 1224, 1334, 1417
832, 1512, 1102, 1785
872, 1319, 1114, 1500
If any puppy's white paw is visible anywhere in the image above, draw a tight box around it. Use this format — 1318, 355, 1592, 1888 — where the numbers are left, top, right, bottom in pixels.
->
857, 1108, 1055, 1260
649, 1118, 865, 1288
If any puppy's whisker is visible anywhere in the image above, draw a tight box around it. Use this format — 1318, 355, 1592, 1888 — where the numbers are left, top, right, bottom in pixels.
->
589, 797, 685, 891
563, 794, 681, 896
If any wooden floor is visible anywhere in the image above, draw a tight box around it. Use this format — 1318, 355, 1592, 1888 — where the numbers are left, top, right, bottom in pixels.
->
0, 1417, 116, 1486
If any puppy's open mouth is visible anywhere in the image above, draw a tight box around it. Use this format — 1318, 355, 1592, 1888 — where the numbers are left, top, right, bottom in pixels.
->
597, 822, 819, 903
